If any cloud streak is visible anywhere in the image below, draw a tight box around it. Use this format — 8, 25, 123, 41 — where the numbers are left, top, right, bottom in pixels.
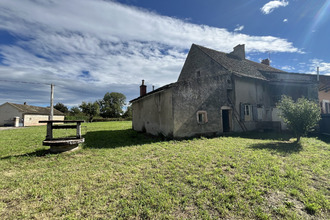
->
261, 0, 289, 14
234, 25, 244, 32
0, 0, 301, 106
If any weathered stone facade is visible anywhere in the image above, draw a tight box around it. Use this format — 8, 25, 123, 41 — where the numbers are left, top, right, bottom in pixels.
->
132, 86, 174, 137
131, 44, 319, 138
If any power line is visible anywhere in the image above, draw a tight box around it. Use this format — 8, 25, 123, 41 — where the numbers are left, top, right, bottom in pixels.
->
0, 79, 51, 85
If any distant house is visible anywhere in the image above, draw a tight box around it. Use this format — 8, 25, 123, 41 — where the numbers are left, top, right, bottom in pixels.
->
130, 44, 318, 138
0, 102, 65, 127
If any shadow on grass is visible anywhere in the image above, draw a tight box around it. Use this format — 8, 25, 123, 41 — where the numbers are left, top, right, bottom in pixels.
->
249, 141, 302, 155
315, 134, 330, 144
229, 131, 292, 141
0, 149, 52, 160
0, 129, 162, 159
83, 129, 162, 149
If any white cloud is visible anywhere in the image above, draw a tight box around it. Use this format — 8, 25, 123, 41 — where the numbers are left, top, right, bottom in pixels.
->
281, 65, 295, 71
283, 18, 288, 23
308, 59, 330, 75
234, 25, 244, 32
261, 1, 289, 14
0, 0, 302, 106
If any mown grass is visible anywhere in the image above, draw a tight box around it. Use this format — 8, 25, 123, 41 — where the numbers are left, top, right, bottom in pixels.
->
0, 121, 329, 219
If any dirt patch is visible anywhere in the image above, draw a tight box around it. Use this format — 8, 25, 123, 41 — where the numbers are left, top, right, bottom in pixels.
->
263, 190, 316, 219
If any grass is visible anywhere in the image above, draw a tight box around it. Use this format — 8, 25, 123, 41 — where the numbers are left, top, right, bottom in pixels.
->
0, 121, 329, 219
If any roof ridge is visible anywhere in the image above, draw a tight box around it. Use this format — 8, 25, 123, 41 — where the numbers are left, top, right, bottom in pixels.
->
245, 59, 286, 73
194, 44, 285, 70
7, 102, 24, 112
4, 102, 64, 115
193, 44, 230, 71
193, 44, 288, 80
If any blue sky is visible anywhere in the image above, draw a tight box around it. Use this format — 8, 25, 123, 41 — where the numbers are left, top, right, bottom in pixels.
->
0, 0, 329, 108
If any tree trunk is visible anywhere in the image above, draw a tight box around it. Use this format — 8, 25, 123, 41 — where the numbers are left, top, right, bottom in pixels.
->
296, 136, 301, 143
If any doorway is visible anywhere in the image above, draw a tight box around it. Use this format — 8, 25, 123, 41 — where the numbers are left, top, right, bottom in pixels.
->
222, 110, 230, 132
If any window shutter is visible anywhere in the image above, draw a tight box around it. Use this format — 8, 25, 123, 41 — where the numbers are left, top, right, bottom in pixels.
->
240, 103, 245, 121
252, 105, 258, 121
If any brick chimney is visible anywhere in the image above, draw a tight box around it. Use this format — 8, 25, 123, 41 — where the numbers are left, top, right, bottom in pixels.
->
230, 44, 245, 60
140, 80, 147, 96
261, 58, 270, 66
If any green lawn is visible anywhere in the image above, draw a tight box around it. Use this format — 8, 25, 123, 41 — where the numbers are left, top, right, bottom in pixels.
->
0, 121, 329, 219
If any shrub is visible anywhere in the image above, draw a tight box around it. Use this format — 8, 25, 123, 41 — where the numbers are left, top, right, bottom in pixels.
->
277, 95, 321, 142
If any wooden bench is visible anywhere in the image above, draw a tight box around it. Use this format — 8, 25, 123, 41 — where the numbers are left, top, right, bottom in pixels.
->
39, 120, 85, 153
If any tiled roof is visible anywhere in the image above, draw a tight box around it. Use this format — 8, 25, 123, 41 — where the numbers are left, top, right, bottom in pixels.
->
195, 44, 286, 80
130, 44, 290, 103
7, 103, 65, 115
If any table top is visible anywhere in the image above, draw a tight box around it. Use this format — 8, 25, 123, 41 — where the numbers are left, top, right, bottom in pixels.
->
39, 120, 85, 123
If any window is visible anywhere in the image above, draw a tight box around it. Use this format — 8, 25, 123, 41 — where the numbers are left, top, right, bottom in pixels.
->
326, 103, 329, 114
244, 105, 250, 116
244, 104, 252, 121
326, 102, 330, 114
197, 111, 208, 124
322, 100, 330, 114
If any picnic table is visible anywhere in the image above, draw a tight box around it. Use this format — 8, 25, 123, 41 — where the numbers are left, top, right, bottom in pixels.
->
39, 120, 85, 153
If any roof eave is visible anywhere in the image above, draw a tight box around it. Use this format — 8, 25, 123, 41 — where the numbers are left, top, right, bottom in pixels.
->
130, 83, 176, 103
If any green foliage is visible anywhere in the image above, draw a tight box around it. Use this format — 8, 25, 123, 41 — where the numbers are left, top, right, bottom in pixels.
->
69, 106, 82, 116
122, 105, 132, 119
305, 202, 321, 215
79, 101, 100, 122
0, 123, 329, 219
277, 95, 321, 142
54, 102, 68, 114
65, 115, 89, 121
98, 92, 126, 118
65, 106, 88, 121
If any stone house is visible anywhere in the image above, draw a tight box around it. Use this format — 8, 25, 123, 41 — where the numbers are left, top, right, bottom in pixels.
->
130, 44, 318, 138
0, 102, 65, 127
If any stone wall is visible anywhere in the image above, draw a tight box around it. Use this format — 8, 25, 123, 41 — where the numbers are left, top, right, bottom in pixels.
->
233, 77, 272, 131
178, 44, 226, 82
132, 88, 174, 137
173, 74, 231, 138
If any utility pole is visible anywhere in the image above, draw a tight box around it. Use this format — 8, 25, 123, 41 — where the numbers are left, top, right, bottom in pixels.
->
50, 84, 54, 120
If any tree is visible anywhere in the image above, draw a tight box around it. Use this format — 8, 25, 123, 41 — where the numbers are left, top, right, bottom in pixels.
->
54, 102, 68, 114
79, 101, 100, 122
99, 92, 126, 118
122, 105, 132, 119
277, 95, 321, 142
69, 106, 82, 116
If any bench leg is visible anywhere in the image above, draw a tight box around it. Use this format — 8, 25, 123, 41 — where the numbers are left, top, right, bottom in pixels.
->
76, 122, 82, 139
46, 122, 53, 140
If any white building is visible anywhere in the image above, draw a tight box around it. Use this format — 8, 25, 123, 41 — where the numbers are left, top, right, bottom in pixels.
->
0, 102, 64, 127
